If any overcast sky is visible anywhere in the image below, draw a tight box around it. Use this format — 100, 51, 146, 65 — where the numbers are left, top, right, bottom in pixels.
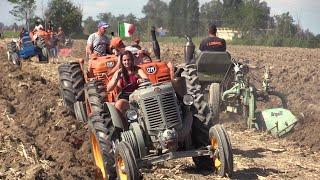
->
1, 0, 319, 34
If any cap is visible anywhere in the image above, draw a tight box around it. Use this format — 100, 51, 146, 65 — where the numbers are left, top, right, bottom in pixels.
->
98, 21, 110, 29
110, 37, 126, 49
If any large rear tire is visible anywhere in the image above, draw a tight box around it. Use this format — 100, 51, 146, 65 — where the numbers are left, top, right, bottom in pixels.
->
115, 141, 140, 180
87, 80, 122, 180
181, 65, 215, 129
58, 62, 85, 114
11, 52, 21, 67
209, 83, 220, 121
41, 47, 49, 63
36, 37, 49, 63
181, 65, 216, 169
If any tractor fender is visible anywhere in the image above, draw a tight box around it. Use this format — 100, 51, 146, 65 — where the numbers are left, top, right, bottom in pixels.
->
105, 102, 126, 130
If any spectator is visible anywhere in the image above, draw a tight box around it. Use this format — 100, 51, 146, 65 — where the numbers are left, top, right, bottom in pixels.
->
86, 21, 111, 57
49, 32, 59, 63
199, 23, 226, 52
131, 37, 142, 50
110, 37, 150, 65
33, 19, 44, 32
57, 27, 66, 47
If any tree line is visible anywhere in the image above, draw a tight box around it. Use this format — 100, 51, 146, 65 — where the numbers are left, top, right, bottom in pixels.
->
6, 0, 320, 48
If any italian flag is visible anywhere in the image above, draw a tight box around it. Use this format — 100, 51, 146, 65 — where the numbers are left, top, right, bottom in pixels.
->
118, 22, 136, 37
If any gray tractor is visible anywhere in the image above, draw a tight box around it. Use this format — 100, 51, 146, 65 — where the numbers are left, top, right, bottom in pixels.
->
178, 36, 297, 137
88, 78, 233, 180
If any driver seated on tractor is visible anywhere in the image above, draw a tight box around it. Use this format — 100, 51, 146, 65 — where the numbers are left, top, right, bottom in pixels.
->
33, 19, 44, 32
18, 27, 33, 49
106, 50, 149, 114
110, 37, 150, 65
199, 23, 226, 52
86, 21, 111, 57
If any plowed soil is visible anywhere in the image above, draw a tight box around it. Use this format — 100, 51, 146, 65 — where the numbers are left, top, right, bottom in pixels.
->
0, 40, 319, 179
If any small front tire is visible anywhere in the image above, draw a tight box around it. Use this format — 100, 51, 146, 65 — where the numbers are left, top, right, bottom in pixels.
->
115, 141, 140, 180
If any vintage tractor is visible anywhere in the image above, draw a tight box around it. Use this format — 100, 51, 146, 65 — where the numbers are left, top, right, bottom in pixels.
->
6, 39, 21, 67
179, 36, 297, 137
58, 27, 175, 123
30, 29, 50, 62
89, 77, 233, 179
58, 28, 233, 179
6, 31, 49, 66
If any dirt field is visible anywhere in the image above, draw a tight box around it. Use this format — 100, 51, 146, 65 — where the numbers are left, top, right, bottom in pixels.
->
0, 40, 319, 179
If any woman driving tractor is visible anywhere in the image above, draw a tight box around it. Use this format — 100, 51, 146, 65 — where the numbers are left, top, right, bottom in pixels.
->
107, 50, 149, 113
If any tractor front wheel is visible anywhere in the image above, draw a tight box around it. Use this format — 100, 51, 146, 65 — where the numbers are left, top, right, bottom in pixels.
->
115, 141, 140, 180
209, 124, 233, 177
87, 80, 122, 179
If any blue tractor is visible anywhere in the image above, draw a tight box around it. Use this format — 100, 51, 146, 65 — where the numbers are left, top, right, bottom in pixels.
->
6, 31, 49, 67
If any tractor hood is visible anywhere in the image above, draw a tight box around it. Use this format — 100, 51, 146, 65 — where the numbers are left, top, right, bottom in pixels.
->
129, 82, 175, 101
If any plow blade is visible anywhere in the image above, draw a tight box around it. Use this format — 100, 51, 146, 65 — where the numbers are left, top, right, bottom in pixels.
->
257, 108, 298, 137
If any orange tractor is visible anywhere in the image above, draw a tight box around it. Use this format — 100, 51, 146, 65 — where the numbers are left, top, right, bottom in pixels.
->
29, 29, 50, 62
58, 52, 174, 122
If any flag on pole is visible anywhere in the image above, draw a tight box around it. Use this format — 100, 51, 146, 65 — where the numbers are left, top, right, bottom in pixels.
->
118, 22, 136, 37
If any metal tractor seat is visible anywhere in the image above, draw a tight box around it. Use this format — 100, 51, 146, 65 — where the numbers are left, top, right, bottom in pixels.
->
196, 51, 232, 83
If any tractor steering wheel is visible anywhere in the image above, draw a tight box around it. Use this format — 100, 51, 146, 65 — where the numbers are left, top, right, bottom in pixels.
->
117, 83, 136, 100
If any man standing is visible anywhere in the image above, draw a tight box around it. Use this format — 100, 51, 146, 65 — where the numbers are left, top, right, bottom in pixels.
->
86, 21, 111, 57
199, 23, 226, 52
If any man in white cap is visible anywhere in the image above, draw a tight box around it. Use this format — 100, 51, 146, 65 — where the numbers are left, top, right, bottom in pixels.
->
86, 21, 111, 57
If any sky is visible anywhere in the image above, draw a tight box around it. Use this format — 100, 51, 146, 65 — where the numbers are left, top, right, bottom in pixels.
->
0, 0, 319, 34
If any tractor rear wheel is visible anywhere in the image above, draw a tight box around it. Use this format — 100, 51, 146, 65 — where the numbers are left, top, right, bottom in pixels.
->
181, 65, 216, 169
74, 101, 87, 123
41, 47, 49, 63
181, 65, 215, 129
208, 83, 220, 121
11, 52, 21, 67
115, 141, 140, 180
58, 62, 85, 114
7, 51, 11, 61
36, 37, 49, 63
87, 80, 122, 180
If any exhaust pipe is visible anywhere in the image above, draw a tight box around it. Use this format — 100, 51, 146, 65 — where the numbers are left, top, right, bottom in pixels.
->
151, 26, 160, 60
184, 35, 195, 64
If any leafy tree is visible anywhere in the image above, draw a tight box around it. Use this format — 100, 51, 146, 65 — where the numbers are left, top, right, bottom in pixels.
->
45, 0, 83, 36
7, 0, 36, 31
142, 0, 168, 27
238, 0, 271, 36
168, 0, 200, 36
83, 16, 97, 34
274, 12, 297, 37
186, 0, 200, 36
200, 0, 224, 27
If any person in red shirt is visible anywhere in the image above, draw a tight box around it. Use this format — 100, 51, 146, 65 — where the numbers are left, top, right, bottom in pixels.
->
199, 23, 226, 52
107, 50, 148, 113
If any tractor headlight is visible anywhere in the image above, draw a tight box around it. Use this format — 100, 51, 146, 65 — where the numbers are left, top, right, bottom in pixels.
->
126, 109, 138, 121
183, 94, 194, 106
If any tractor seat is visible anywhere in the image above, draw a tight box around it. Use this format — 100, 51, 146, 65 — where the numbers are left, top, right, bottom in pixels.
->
196, 51, 232, 82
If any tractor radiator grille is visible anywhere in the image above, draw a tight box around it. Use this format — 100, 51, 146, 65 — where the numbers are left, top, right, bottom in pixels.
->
143, 92, 181, 133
